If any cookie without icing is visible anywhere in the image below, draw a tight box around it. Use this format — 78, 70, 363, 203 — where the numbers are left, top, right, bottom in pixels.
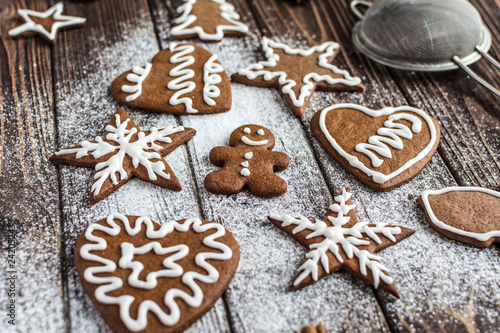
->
268, 188, 414, 298
301, 324, 326, 333
171, 0, 249, 41
8, 2, 86, 44
111, 43, 231, 115
311, 103, 440, 191
232, 37, 363, 117
50, 108, 196, 204
75, 213, 240, 333
204, 124, 289, 197
419, 187, 500, 247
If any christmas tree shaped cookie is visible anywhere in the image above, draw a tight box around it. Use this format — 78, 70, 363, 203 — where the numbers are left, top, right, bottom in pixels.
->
171, 0, 249, 41
268, 188, 414, 297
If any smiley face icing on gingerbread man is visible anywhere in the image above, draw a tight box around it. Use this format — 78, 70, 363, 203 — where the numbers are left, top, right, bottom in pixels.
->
204, 125, 290, 197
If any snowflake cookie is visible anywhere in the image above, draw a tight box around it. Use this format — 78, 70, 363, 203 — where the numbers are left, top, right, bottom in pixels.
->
171, 0, 249, 41
204, 124, 289, 197
50, 108, 196, 204
232, 37, 364, 117
268, 188, 414, 297
9, 2, 86, 44
112, 43, 232, 115
75, 213, 239, 333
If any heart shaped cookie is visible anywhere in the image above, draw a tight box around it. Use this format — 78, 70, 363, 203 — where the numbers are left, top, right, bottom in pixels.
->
75, 213, 239, 333
311, 104, 440, 191
111, 43, 231, 115
419, 187, 500, 247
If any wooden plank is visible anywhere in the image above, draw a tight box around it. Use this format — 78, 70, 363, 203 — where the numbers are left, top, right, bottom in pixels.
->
0, 0, 66, 332
50, 0, 230, 332
148, 0, 392, 332
246, 0, 500, 332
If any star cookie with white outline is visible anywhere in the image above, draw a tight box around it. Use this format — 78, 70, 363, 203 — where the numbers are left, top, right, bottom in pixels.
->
9, 2, 86, 44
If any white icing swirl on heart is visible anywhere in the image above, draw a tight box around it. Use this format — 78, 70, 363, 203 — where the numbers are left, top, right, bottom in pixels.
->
168, 43, 198, 113
203, 54, 224, 106
121, 63, 152, 102
79, 213, 233, 331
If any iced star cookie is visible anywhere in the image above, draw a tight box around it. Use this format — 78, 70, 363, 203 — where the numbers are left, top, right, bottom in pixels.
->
232, 37, 363, 117
9, 2, 86, 44
111, 43, 231, 115
171, 0, 249, 41
75, 213, 240, 333
50, 108, 196, 204
419, 187, 500, 247
311, 103, 440, 191
204, 125, 289, 197
269, 188, 414, 297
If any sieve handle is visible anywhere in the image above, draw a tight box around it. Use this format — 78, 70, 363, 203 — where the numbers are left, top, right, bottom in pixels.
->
350, 1, 372, 19
453, 55, 500, 98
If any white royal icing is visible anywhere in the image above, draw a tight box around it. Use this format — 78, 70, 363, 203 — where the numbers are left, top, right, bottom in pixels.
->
8, 2, 86, 41
318, 103, 438, 184
240, 161, 249, 167
55, 113, 184, 196
270, 189, 402, 288
241, 136, 268, 146
237, 37, 362, 108
257, 129, 265, 136
355, 113, 422, 168
244, 152, 253, 159
421, 187, 500, 242
243, 127, 251, 134
121, 63, 153, 102
168, 43, 198, 113
203, 54, 224, 106
171, 0, 249, 41
240, 168, 250, 177
80, 213, 233, 331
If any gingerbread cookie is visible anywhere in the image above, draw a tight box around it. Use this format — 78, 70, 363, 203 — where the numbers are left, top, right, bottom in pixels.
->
171, 0, 249, 41
75, 213, 239, 333
204, 125, 289, 197
8, 2, 86, 44
50, 108, 195, 204
268, 188, 414, 297
311, 103, 440, 191
232, 37, 363, 117
111, 43, 231, 115
419, 187, 500, 247
302, 324, 326, 333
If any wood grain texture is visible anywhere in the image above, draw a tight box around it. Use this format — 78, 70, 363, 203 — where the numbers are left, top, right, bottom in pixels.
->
50, 0, 229, 332
245, 0, 500, 332
149, 0, 392, 332
0, 1, 66, 332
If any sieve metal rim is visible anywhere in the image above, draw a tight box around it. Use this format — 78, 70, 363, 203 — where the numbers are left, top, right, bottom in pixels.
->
351, 22, 492, 72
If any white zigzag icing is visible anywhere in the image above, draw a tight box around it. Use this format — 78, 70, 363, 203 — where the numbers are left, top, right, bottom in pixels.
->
121, 63, 152, 102
203, 54, 224, 106
168, 43, 198, 113
80, 213, 233, 332
171, 0, 249, 41
237, 37, 362, 108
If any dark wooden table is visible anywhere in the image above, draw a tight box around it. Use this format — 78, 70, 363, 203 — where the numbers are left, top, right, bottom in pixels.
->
1, 0, 499, 332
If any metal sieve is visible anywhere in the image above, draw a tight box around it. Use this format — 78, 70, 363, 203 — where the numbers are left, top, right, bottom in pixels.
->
351, 0, 500, 96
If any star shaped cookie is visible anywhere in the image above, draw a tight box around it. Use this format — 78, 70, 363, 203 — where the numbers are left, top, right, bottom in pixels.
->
268, 188, 414, 297
8, 2, 86, 44
232, 37, 363, 117
50, 108, 196, 204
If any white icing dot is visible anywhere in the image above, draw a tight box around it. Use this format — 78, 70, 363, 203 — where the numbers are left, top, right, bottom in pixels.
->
244, 152, 253, 159
241, 161, 249, 167
257, 129, 265, 136
240, 168, 250, 176
243, 127, 251, 134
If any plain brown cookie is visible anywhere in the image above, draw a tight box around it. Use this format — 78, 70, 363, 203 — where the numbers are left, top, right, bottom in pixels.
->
111, 43, 231, 115
50, 108, 196, 204
419, 187, 500, 247
75, 213, 240, 333
171, 0, 249, 41
268, 188, 414, 298
232, 37, 363, 117
311, 103, 440, 191
301, 324, 327, 333
8, 2, 86, 44
204, 124, 289, 197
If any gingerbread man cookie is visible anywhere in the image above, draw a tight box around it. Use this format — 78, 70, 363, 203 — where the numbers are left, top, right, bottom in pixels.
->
204, 125, 289, 197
